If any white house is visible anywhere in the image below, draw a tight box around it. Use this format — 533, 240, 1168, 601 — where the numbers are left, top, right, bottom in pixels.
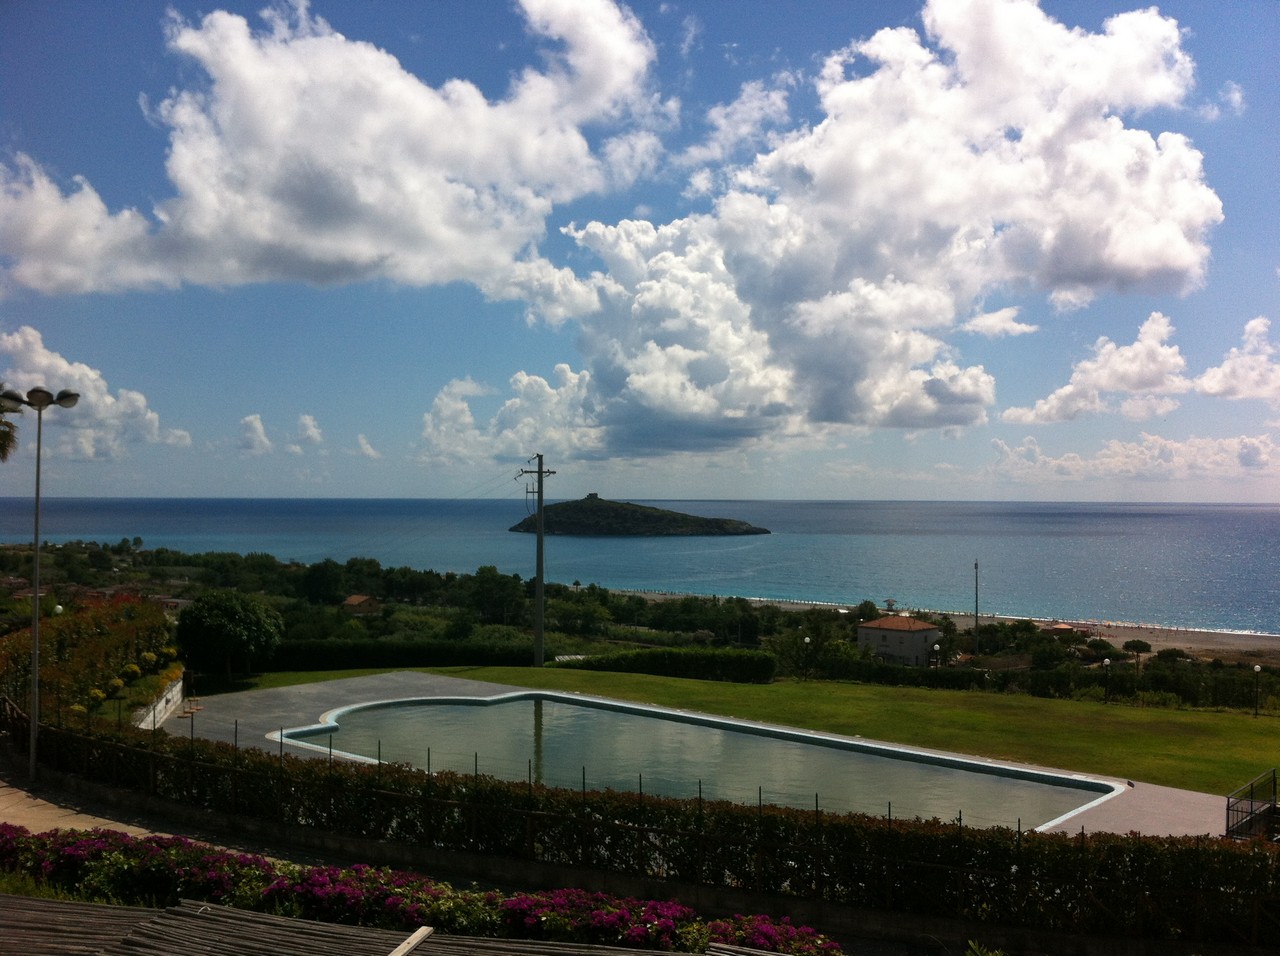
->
857, 615, 943, 666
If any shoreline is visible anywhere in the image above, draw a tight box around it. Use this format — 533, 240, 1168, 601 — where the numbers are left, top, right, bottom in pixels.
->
615, 589, 1280, 665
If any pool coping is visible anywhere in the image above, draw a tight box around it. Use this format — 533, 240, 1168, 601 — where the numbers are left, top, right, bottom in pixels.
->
270, 687, 1125, 833
166, 671, 1225, 838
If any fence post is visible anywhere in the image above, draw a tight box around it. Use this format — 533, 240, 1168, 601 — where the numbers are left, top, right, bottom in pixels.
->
232, 719, 239, 815
755, 786, 763, 892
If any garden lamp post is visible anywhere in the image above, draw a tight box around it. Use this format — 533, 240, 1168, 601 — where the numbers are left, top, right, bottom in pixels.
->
1255, 664, 1262, 718
1102, 658, 1111, 704
933, 642, 941, 668
1, 386, 80, 780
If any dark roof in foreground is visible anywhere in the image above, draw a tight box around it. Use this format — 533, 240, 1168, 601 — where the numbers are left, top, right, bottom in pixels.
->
0, 894, 777, 956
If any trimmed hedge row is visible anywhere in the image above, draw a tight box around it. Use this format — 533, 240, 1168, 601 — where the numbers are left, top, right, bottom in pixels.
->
18, 716, 1280, 948
553, 647, 777, 683
266, 638, 533, 671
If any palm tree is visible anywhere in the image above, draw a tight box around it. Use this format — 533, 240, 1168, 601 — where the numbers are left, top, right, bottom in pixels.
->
0, 382, 19, 461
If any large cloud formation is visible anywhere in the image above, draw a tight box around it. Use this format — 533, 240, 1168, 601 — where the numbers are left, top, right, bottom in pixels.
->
0, 0, 661, 313
1, 0, 1227, 464
0, 326, 190, 458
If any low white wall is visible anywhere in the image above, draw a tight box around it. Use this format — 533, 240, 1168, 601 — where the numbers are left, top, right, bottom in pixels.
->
133, 675, 185, 730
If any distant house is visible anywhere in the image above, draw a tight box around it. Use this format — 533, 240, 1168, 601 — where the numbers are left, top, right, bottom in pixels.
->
342, 594, 381, 616
1044, 622, 1084, 639
857, 615, 943, 667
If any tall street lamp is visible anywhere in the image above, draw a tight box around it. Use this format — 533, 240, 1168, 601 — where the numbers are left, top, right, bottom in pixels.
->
1, 386, 80, 780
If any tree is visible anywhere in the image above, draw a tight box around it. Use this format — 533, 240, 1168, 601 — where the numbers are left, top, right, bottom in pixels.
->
1123, 638, 1152, 675
300, 558, 345, 604
853, 600, 880, 622
176, 590, 283, 678
468, 565, 526, 624
0, 382, 19, 462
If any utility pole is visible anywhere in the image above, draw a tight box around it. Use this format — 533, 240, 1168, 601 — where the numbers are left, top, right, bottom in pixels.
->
973, 560, 979, 656
518, 454, 555, 666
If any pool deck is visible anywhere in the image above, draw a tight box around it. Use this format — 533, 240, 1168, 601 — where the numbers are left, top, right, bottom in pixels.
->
155, 672, 1225, 839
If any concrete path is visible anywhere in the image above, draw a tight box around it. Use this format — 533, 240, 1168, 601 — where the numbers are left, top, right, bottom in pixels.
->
3, 672, 1226, 841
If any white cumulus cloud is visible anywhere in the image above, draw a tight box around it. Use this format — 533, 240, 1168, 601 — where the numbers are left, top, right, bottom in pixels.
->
1002, 312, 1191, 423
551, 0, 1220, 456
994, 432, 1275, 484
963, 307, 1039, 338
0, 325, 191, 458
286, 413, 324, 454
1196, 317, 1280, 405
0, 0, 665, 313
421, 366, 603, 463
239, 413, 273, 455
0, 0, 1233, 468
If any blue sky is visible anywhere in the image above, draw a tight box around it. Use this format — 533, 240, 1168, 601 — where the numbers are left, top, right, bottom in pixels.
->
1, 0, 1276, 501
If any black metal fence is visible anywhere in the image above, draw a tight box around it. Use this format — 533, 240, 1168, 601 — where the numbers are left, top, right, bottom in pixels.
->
5, 696, 1280, 948
1227, 769, 1278, 841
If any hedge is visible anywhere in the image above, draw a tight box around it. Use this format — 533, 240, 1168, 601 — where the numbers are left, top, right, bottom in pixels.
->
553, 647, 776, 683
266, 638, 533, 671
10, 712, 1278, 948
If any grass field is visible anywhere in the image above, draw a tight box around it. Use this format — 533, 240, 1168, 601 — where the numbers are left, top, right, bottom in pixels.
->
238, 667, 1278, 796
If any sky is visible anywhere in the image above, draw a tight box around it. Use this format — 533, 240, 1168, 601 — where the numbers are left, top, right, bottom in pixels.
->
0, 0, 1277, 503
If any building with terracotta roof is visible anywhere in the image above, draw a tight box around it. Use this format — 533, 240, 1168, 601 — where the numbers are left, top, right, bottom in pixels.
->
342, 594, 381, 616
857, 614, 943, 666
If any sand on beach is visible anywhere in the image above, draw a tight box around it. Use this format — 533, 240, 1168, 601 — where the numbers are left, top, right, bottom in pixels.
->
913, 613, 1280, 666
1040, 619, 1280, 666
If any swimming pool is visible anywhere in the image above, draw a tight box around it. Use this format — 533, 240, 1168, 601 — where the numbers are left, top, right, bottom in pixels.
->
276, 691, 1121, 830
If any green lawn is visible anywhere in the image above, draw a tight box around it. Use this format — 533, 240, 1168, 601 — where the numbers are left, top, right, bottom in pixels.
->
238, 667, 1278, 796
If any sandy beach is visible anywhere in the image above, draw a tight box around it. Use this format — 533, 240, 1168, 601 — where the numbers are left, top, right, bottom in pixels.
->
1023, 618, 1280, 666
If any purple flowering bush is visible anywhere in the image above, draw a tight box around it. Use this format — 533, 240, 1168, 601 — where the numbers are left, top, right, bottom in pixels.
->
259, 862, 502, 937
499, 888, 698, 949
2, 823, 276, 909
705, 913, 843, 953
498, 888, 840, 953
0, 823, 841, 954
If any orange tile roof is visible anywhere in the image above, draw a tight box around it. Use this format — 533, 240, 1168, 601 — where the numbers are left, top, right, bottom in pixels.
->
859, 615, 939, 632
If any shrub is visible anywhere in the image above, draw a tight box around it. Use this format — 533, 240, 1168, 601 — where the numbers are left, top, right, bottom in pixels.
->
554, 647, 776, 683
0, 824, 840, 954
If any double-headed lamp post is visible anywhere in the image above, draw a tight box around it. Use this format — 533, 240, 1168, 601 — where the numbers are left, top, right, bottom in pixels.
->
1, 386, 80, 780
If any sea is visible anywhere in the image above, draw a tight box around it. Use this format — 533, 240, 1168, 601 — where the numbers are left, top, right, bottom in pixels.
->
1, 497, 1277, 636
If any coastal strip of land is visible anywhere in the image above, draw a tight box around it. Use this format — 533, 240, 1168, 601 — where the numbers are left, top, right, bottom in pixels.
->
614, 589, 1280, 666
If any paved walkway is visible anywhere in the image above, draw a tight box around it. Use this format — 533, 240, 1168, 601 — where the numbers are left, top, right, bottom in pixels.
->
2, 672, 1226, 841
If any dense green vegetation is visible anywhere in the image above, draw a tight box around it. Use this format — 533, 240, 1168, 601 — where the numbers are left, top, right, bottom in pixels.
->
0, 596, 180, 729
2, 538, 1277, 953
2, 537, 1277, 714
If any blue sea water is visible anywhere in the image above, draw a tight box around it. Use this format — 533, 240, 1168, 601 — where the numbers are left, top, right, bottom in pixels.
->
2, 497, 1278, 635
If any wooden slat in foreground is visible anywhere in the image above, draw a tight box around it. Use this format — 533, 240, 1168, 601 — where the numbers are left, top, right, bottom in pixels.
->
0, 895, 781, 956
0, 894, 160, 955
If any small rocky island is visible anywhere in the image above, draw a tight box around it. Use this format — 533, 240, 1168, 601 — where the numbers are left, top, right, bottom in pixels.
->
509, 493, 770, 537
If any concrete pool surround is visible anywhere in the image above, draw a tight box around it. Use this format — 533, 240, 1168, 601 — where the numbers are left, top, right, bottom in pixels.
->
271, 689, 1126, 832
159, 672, 1223, 837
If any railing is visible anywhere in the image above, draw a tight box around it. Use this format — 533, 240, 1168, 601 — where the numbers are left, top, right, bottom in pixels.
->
1227, 768, 1278, 841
